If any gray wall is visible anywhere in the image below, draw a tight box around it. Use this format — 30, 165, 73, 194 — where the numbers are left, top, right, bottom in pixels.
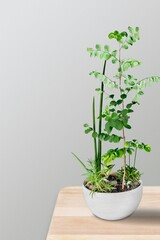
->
0, 0, 160, 239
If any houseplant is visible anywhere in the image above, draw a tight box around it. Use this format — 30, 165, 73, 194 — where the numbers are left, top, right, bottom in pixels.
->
73, 26, 160, 220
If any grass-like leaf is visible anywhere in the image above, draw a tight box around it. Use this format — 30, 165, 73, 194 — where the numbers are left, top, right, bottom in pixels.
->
72, 152, 91, 172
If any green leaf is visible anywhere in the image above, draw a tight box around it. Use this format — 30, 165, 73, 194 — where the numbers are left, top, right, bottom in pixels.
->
121, 109, 128, 115
95, 44, 101, 50
114, 30, 119, 35
85, 128, 92, 134
130, 60, 141, 67
123, 62, 130, 71
111, 120, 123, 130
100, 52, 105, 59
72, 153, 90, 172
111, 112, 117, 118
110, 100, 117, 106
116, 34, 122, 42
112, 50, 118, 57
117, 148, 126, 157
102, 150, 116, 164
144, 144, 151, 152
108, 32, 115, 39
109, 134, 122, 143
109, 108, 115, 112
95, 88, 103, 94
133, 76, 160, 91
129, 81, 135, 86
89, 71, 118, 89
138, 91, 144, 95
138, 144, 144, 149
128, 26, 134, 33
104, 53, 111, 60
124, 124, 132, 129
127, 148, 133, 155
87, 48, 93, 53
128, 109, 134, 113
126, 39, 133, 45
121, 31, 128, 37
126, 103, 132, 108
99, 133, 110, 141
124, 141, 131, 148
120, 94, 127, 99
112, 58, 117, 64
121, 59, 141, 72
131, 142, 137, 148
130, 36, 136, 43
117, 99, 123, 105
109, 94, 114, 99
105, 122, 113, 134
122, 44, 128, 50
104, 45, 110, 51
135, 27, 139, 32
92, 132, 97, 138
83, 123, 89, 128
103, 134, 110, 141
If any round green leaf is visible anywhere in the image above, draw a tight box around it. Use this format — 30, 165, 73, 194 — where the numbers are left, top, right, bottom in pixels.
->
144, 145, 151, 152
85, 128, 92, 134
120, 94, 127, 99
104, 45, 110, 51
95, 44, 101, 50
124, 124, 132, 129
108, 33, 115, 39
117, 99, 123, 105
109, 94, 114, 99
110, 100, 117, 106
124, 141, 130, 148
122, 45, 128, 50
126, 103, 132, 109
92, 132, 97, 138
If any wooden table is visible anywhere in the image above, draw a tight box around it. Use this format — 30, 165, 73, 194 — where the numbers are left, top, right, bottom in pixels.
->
47, 186, 160, 240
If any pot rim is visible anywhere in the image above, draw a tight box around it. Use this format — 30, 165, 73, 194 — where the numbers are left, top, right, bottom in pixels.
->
83, 180, 143, 195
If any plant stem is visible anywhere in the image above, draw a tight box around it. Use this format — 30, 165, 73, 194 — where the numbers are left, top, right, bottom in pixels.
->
92, 97, 98, 168
129, 154, 130, 167
97, 60, 107, 172
134, 147, 137, 167
119, 44, 126, 190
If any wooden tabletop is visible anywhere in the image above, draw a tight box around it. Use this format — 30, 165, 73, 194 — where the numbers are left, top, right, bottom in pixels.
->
46, 186, 160, 240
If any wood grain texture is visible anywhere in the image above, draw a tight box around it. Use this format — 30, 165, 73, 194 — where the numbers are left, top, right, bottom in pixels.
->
46, 186, 160, 240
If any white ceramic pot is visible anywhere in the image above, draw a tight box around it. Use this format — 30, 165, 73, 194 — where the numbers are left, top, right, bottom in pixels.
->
82, 181, 143, 220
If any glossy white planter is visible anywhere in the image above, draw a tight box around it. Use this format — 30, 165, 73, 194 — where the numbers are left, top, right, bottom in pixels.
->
82, 181, 143, 220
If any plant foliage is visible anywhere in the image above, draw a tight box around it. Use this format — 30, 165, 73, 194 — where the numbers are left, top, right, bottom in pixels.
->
73, 26, 160, 194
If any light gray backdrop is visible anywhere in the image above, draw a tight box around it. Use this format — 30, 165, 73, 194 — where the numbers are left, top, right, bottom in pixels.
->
0, 0, 160, 239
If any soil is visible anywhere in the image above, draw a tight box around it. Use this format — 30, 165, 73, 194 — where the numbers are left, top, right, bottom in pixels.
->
85, 174, 140, 193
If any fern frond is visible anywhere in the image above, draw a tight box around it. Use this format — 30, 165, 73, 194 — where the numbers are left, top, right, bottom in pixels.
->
133, 76, 160, 90
132, 76, 160, 102
89, 71, 118, 89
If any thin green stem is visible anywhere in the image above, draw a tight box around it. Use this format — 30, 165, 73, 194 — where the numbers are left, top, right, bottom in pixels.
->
118, 43, 127, 190
97, 60, 107, 172
134, 147, 137, 167
92, 97, 98, 169
129, 154, 130, 167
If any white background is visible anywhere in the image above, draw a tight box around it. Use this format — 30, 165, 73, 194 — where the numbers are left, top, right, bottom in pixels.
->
0, 0, 160, 239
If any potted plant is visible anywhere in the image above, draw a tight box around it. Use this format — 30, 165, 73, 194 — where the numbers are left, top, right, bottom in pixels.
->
72, 26, 160, 220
